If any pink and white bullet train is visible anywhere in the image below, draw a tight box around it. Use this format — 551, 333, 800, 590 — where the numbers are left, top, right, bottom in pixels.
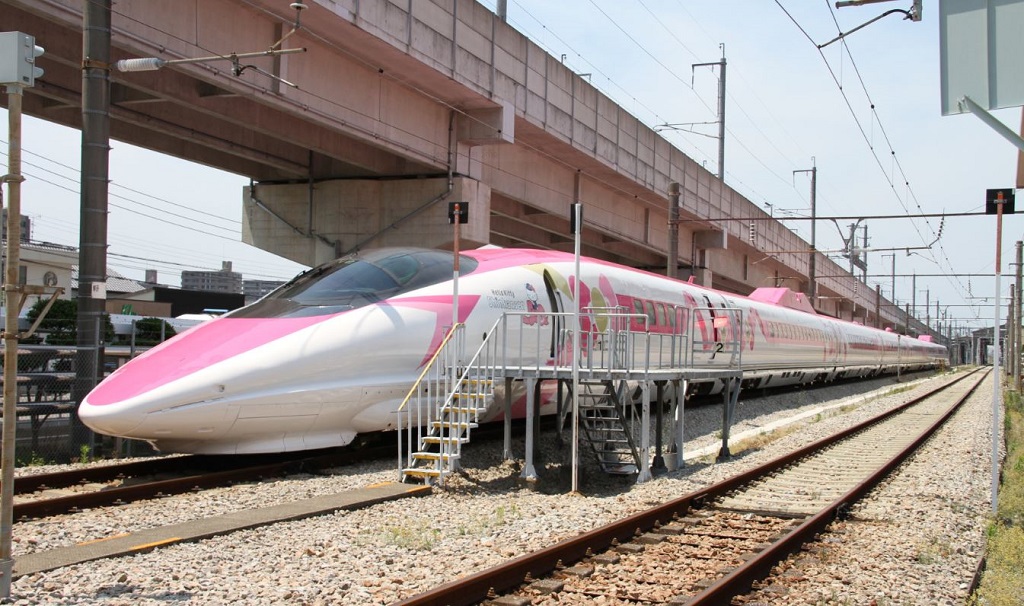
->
80, 247, 948, 454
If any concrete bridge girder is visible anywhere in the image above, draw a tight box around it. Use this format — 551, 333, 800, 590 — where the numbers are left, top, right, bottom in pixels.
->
2, 0, 912, 329
244, 176, 491, 267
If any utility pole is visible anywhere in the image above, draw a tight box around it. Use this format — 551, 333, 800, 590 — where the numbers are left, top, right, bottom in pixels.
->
667, 182, 680, 279
1015, 240, 1022, 389
693, 45, 726, 181
875, 284, 881, 329
1, 29, 47, 599
861, 224, 869, 282
1008, 291, 1015, 373
924, 289, 930, 331
847, 222, 858, 275
912, 273, 917, 321
794, 159, 817, 305
73, 1, 112, 455
1011, 237, 1019, 384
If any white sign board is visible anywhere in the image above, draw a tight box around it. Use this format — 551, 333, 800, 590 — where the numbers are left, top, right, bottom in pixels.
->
940, 0, 1024, 115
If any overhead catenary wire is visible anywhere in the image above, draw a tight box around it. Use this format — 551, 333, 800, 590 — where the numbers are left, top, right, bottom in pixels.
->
773, 0, 976, 321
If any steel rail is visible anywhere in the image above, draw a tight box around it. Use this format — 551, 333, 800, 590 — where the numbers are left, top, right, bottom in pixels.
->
12, 421, 520, 520
687, 368, 988, 604
11, 446, 391, 519
394, 368, 983, 606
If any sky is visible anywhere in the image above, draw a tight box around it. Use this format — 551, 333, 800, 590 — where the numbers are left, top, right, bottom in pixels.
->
1, 0, 1021, 332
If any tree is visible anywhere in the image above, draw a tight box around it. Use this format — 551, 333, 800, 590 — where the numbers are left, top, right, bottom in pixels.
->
25, 298, 115, 345
132, 317, 176, 346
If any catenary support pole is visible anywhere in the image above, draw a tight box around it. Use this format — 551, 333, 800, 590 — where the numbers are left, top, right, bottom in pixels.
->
1015, 241, 1022, 389
794, 161, 817, 304
667, 182, 679, 279
992, 195, 1005, 513
75, 0, 113, 454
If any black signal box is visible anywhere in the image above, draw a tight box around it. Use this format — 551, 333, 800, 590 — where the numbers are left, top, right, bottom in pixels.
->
986, 189, 1016, 214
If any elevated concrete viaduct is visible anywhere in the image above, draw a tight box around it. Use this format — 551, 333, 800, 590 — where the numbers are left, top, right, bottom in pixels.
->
2, 0, 921, 331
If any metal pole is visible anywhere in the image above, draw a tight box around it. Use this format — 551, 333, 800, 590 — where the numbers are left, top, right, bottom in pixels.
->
571, 202, 581, 494
668, 182, 679, 279
794, 161, 817, 303
874, 284, 881, 329
452, 202, 460, 328
992, 196, 1005, 513
0, 83, 24, 600
847, 223, 856, 275
692, 47, 726, 181
925, 289, 930, 330
74, 0, 112, 453
1008, 291, 1015, 378
861, 223, 869, 282
1015, 241, 1022, 389
716, 51, 726, 181
809, 163, 816, 304
496, 0, 507, 21
890, 253, 896, 315
912, 273, 917, 323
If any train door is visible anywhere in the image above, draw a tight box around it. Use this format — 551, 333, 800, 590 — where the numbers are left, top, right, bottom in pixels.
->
824, 321, 841, 365
542, 270, 565, 361
702, 293, 733, 362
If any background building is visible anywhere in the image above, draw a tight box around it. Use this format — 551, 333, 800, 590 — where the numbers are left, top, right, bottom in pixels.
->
181, 261, 242, 294
243, 279, 285, 304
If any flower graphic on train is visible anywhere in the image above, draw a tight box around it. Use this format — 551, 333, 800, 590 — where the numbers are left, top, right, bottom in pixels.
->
522, 282, 549, 326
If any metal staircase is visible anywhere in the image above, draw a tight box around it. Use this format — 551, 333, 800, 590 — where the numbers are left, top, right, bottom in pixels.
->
572, 379, 640, 475
397, 322, 500, 484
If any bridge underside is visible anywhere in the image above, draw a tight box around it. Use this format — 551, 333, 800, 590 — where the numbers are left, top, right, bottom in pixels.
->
2, 0, 921, 333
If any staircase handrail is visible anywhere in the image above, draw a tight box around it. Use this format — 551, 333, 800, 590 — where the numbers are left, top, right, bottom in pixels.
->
397, 316, 507, 482
396, 322, 464, 413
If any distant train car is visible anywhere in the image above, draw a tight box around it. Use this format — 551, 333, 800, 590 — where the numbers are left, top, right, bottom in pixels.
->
79, 247, 947, 454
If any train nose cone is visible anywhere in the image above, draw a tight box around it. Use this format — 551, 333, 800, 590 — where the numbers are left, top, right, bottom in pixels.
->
78, 398, 146, 437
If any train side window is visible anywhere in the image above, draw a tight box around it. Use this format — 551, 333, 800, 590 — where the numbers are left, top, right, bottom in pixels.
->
630, 300, 643, 329
644, 301, 656, 326
655, 303, 667, 328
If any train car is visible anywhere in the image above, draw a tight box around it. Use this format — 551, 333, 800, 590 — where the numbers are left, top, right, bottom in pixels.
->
79, 247, 947, 454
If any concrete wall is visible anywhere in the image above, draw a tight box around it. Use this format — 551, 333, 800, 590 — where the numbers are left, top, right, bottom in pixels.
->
244, 176, 490, 265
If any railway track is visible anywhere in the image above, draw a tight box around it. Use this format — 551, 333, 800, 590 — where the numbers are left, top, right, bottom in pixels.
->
8, 419, 524, 520
396, 368, 986, 606
8, 444, 394, 520
3, 371, 948, 523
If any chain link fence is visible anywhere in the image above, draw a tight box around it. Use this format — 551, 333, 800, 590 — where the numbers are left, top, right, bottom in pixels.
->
1, 316, 185, 465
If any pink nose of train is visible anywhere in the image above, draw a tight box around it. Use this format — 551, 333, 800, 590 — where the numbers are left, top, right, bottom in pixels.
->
79, 315, 326, 440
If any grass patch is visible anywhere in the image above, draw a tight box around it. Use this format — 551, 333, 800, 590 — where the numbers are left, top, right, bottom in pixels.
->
883, 384, 914, 397
457, 503, 522, 535
377, 519, 441, 551
971, 387, 1024, 605
729, 425, 799, 455
15, 451, 52, 467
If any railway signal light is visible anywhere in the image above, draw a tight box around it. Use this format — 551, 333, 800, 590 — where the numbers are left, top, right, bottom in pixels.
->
0, 31, 44, 87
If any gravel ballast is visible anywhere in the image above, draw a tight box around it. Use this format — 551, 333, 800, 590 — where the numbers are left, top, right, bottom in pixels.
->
7, 370, 997, 605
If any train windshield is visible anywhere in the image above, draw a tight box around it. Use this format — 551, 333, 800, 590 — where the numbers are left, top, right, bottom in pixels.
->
230, 248, 478, 318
